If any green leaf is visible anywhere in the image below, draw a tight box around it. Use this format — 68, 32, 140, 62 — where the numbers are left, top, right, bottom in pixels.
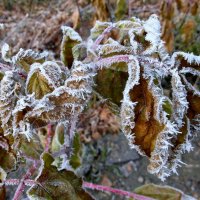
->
95, 68, 128, 105
61, 26, 82, 68
15, 134, 43, 160
69, 133, 82, 169
134, 184, 195, 200
27, 153, 94, 200
90, 21, 112, 40
0, 147, 16, 172
72, 43, 87, 62
51, 123, 64, 153
51, 124, 82, 170
26, 61, 63, 99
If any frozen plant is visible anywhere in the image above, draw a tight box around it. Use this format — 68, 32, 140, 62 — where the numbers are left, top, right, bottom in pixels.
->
0, 14, 199, 199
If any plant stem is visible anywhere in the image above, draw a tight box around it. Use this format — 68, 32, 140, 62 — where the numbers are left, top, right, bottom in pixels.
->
83, 182, 155, 200
92, 25, 114, 50
4, 179, 37, 187
13, 164, 37, 200
45, 123, 52, 152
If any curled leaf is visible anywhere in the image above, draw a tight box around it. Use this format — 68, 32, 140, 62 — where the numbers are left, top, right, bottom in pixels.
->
61, 26, 82, 68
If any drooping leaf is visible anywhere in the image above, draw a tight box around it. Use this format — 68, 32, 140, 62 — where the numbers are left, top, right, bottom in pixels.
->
61, 26, 82, 68
134, 184, 195, 200
27, 153, 94, 200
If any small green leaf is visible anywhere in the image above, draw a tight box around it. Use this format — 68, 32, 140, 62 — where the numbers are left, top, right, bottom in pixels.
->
27, 153, 94, 200
163, 99, 173, 117
61, 26, 82, 68
69, 133, 82, 169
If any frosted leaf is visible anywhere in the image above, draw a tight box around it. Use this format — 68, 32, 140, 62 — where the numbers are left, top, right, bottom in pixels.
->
90, 21, 112, 40
27, 153, 94, 200
26, 61, 64, 99
179, 67, 200, 96
0, 23, 4, 30
99, 43, 133, 57
143, 14, 161, 55
171, 69, 188, 127
171, 51, 200, 69
61, 26, 82, 68
1, 43, 11, 63
23, 61, 95, 128
0, 71, 16, 135
12, 48, 48, 72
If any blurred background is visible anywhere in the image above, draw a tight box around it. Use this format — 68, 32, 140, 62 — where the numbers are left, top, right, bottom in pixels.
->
0, 0, 200, 199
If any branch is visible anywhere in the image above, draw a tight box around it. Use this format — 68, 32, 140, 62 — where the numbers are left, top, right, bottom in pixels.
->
83, 182, 155, 200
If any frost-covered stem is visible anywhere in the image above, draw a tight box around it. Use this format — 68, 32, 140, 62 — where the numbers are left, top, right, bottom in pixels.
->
13, 164, 37, 200
69, 114, 79, 141
4, 179, 37, 187
83, 182, 155, 200
45, 123, 52, 152
92, 25, 113, 50
95, 55, 130, 68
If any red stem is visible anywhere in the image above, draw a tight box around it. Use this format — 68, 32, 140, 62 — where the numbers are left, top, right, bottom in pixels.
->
95, 54, 130, 69
13, 164, 37, 200
83, 182, 155, 200
45, 123, 52, 152
92, 25, 114, 50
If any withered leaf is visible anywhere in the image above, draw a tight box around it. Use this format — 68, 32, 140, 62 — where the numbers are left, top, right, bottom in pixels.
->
129, 77, 165, 156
